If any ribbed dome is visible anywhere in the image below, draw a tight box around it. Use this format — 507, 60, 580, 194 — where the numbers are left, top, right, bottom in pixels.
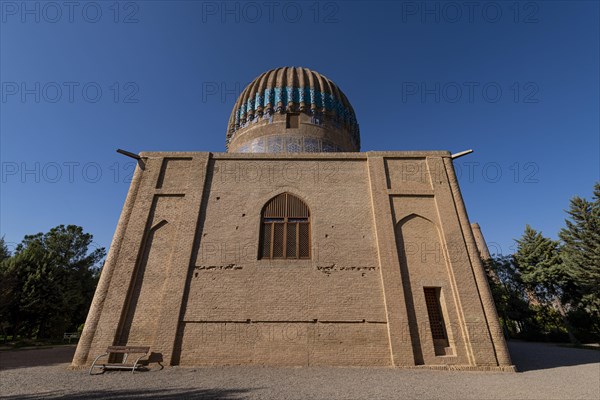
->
226, 67, 360, 153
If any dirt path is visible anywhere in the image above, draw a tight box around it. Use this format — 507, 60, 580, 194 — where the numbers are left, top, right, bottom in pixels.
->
0, 345, 76, 370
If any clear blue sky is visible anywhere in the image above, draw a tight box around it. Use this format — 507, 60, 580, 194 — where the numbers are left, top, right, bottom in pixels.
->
1, 1, 599, 257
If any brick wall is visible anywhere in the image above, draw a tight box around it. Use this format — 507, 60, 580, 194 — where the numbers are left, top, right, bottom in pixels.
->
72, 151, 512, 369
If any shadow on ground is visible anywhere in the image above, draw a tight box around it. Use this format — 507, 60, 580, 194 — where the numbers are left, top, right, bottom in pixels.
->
0, 345, 76, 370
0, 388, 253, 399
1, 341, 598, 374
508, 340, 600, 372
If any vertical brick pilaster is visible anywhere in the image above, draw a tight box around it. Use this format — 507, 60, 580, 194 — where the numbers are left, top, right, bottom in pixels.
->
152, 154, 211, 365
442, 157, 512, 367
72, 159, 145, 366
367, 154, 415, 366
80, 157, 163, 364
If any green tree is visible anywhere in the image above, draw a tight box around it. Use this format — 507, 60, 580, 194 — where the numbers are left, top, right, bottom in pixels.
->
514, 225, 576, 342
0, 237, 15, 340
514, 226, 562, 302
484, 255, 538, 338
0, 237, 10, 262
2, 225, 105, 339
559, 182, 600, 337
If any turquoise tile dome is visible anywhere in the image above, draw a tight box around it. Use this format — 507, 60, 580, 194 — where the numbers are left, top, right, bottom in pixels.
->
226, 67, 360, 153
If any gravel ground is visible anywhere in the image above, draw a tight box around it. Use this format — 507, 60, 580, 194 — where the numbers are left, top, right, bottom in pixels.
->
0, 341, 598, 399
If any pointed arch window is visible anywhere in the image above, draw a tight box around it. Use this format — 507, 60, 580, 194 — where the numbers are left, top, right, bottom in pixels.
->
260, 193, 310, 259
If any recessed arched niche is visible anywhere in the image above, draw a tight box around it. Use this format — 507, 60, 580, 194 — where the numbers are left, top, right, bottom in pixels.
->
395, 214, 459, 365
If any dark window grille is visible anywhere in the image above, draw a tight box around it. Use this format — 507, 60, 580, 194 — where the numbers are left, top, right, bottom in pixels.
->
260, 193, 310, 259
272, 223, 284, 257
261, 223, 272, 259
424, 287, 447, 340
298, 222, 310, 258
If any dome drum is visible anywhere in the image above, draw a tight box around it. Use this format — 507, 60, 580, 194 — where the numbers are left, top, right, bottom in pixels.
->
227, 111, 358, 153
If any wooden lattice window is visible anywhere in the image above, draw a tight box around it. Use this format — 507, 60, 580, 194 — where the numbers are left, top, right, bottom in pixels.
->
424, 287, 447, 340
260, 193, 310, 259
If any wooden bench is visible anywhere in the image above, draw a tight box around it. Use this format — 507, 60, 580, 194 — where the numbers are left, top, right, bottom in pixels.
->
89, 346, 150, 375
63, 332, 79, 343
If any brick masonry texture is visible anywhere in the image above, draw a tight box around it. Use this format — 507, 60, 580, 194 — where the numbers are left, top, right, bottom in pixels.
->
72, 151, 514, 371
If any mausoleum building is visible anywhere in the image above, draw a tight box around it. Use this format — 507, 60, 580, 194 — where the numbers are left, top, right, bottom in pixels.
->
73, 67, 514, 370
